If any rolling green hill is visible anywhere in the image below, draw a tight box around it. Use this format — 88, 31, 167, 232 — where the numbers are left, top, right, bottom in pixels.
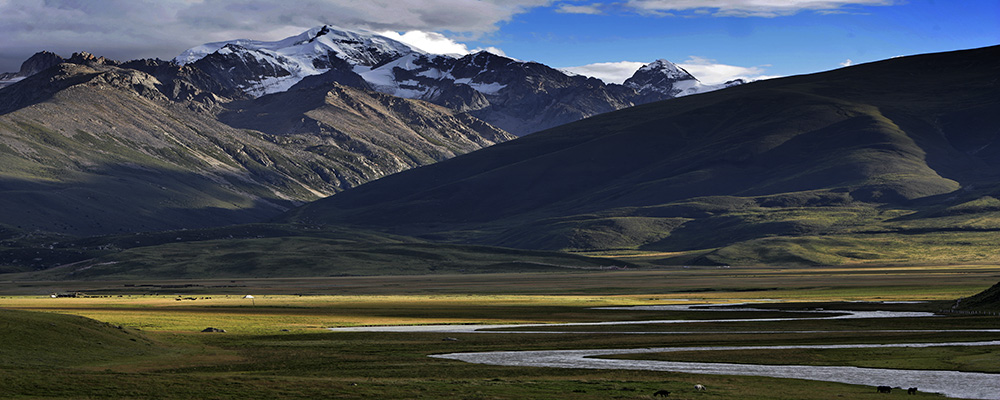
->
0, 308, 166, 368
282, 46, 1000, 265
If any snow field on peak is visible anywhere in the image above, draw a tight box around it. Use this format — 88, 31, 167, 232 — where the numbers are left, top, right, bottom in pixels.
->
174, 25, 431, 97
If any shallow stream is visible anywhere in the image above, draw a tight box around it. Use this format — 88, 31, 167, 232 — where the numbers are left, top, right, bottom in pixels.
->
330, 303, 1000, 399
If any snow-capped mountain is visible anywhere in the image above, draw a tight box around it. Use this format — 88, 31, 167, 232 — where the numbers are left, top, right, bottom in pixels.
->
346, 50, 648, 134
176, 24, 743, 135
623, 59, 745, 100
175, 25, 417, 66
624, 59, 700, 96
175, 25, 419, 96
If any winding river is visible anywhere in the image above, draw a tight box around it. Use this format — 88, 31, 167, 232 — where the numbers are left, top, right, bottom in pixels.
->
330, 304, 1000, 399
431, 341, 1000, 400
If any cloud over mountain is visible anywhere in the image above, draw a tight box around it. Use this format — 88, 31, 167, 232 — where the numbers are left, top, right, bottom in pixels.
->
562, 57, 775, 85
560, 61, 647, 84
0, 0, 548, 71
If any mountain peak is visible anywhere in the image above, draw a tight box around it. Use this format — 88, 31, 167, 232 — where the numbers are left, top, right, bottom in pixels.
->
18, 51, 65, 76
308, 25, 333, 42
175, 24, 418, 67
623, 59, 717, 98
174, 24, 420, 96
640, 59, 696, 81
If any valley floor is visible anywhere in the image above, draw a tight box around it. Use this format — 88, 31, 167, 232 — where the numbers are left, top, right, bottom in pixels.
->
1, 266, 998, 399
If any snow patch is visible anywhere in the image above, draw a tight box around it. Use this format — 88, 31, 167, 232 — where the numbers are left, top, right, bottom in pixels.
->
467, 82, 506, 95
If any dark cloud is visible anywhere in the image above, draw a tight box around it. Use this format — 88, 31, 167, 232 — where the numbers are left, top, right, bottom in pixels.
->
0, 0, 551, 72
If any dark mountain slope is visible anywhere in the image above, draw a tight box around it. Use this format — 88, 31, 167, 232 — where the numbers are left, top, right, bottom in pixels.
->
0, 57, 510, 235
219, 75, 512, 178
283, 46, 1000, 258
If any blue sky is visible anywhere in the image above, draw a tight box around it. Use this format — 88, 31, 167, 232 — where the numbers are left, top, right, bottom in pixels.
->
1, 0, 997, 84
461, 0, 1000, 83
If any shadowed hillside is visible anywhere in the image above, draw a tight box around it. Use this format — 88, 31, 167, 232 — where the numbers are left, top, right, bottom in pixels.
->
959, 281, 1000, 310
0, 56, 510, 235
282, 46, 1000, 265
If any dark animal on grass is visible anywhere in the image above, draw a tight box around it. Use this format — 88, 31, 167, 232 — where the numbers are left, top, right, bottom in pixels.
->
876, 385, 892, 393
694, 384, 706, 391
908, 387, 918, 395
653, 389, 670, 397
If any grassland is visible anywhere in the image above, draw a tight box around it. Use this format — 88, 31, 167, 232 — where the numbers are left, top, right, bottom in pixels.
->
1, 266, 998, 399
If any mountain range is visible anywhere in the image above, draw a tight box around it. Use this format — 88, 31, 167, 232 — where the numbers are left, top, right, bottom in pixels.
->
171, 25, 741, 136
0, 24, 733, 236
1, 26, 998, 277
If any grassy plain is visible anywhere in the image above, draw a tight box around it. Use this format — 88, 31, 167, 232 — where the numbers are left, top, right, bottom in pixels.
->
1, 266, 998, 399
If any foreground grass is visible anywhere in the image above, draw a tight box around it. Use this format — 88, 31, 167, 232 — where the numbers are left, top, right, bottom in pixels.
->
3, 313, 994, 399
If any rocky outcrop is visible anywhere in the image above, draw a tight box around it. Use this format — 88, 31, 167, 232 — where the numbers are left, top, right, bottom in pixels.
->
17, 51, 65, 76
0, 51, 66, 88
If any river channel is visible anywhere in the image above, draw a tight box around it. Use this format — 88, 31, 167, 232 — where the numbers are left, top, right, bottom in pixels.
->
330, 304, 1000, 399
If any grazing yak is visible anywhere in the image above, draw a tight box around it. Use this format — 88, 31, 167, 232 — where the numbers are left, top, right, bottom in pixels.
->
908, 387, 918, 395
694, 384, 707, 391
876, 385, 892, 393
653, 389, 670, 397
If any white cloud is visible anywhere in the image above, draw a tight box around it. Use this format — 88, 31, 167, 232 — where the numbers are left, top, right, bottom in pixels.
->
623, 0, 895, 17
377, 31, 509, 58
555, 3, 606, 14
0, 0, 551, 71
677, 56, 777, 84
560, 61, 646, 84
840, 58, 853, 67
562, 56, 777, 85
471, 46, 508, 57
378, 30, 471, 55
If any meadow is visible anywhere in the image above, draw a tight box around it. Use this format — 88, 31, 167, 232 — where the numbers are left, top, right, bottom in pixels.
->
1, 265, 998, 399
